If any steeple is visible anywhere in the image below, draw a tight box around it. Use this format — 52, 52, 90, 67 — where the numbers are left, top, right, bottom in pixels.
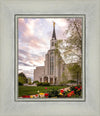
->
50, 22, 57, 50
52, 21, 56, 40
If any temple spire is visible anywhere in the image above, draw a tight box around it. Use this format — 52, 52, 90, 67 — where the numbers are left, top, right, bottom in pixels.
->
52, 21, 56, 40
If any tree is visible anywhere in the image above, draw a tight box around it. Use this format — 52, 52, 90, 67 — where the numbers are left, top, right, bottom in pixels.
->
59, 72, 68, 85
55, 18, 82, 64
55, 18, 82, 84
67, 63, 81, 84
64, 18, 82, 64
28, 78, 32, 85
18, 72, 28, 85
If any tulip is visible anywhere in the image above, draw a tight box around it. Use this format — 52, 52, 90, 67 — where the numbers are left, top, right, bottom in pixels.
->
67, 94, 71, 97
71, 91, 74, 93
39, 93, 44, 95
77, 88, 81, 91
59, 92, 63, 96
45, 93, 49, 97
80, 86, 82, 89
35, 94, 38, 97
22, 95, 30, 98
39, 93, 45, 98
75, 87, 78, 89
30, 95, 33, 98
60, 89, 64, 93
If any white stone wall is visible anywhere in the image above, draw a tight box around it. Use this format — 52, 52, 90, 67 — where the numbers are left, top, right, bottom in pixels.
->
34, 66, 45, 82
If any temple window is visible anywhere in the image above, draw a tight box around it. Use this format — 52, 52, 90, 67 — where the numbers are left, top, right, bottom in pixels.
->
50, 55, 54, 75
52, 42, 54, 46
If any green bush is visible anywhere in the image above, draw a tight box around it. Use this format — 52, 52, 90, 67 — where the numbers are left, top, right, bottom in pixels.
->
48, 89, 59, 97
28, 82, 32, 85
67, 80, 77, 84
18, 82, 23, 86
33, 80, 39, 84
59, 81, 67, 86
37, 82, 50, 86
37, 82, 42, 86
42, 82, 50, 86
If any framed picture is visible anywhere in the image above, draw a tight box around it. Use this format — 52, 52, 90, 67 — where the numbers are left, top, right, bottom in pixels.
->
15, 14, 86, 102
0, 0, 100, 116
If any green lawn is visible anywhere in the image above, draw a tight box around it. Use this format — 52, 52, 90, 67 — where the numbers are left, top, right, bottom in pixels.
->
18, 85, 67, 97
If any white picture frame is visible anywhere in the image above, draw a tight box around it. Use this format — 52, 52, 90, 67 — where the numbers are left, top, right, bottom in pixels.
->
15, 14, 85, 102
0, 0, 100, 116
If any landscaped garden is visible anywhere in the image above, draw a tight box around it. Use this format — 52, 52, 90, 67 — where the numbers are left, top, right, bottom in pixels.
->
18, 74, 82, 99
18, 85, 82, 98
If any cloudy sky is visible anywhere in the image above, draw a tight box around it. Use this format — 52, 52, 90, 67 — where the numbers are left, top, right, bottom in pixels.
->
18, 18, 69, 81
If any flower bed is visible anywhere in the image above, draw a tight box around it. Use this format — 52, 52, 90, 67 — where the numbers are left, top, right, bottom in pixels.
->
20, 85, 82, 98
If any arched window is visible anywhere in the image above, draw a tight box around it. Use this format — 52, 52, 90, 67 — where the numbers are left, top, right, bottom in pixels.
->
44, 77, 48, 83
50, 78, 53, 84
50, 55, 54, 75
52, 42, 54, 46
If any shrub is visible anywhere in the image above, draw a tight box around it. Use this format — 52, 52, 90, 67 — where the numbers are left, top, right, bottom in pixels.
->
18, 82, 23, 86
37, 82, 43, 86
37, 82, 50, 86
59, 81, 67, 86
28, 82, 32, 85
33, 80, 39, 84
67, 80, 77, 84
66, 80, 77, 86
42, 82, 50, 86
48, 89, 59, 97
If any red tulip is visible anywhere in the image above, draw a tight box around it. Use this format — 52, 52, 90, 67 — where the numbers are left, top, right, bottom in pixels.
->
71, 91, 74, 93
67, 94, 71, 97
35, 94, 38, 97
60, 89, 64, 93
67, 93, 72, 97
67, 91, 75, 97
22, 95, 30, 98
78, 88, 81, 91
45, 87, 47, 89
75, 87, 78, 89
45, 93, 49, 97
80, 86, 82, 89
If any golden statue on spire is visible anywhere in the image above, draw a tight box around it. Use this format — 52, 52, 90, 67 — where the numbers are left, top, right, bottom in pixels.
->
53, 21, 55, 27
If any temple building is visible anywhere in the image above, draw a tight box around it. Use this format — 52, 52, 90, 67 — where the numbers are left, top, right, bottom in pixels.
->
34, 22, 71, 85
